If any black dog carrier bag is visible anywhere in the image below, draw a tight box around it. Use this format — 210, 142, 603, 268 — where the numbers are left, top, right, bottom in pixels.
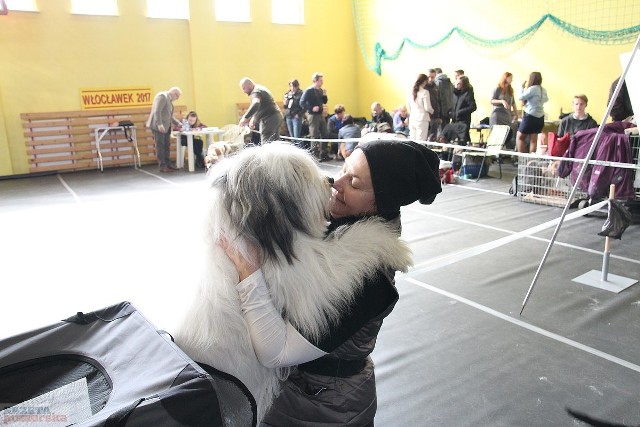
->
0, 301, 256, 426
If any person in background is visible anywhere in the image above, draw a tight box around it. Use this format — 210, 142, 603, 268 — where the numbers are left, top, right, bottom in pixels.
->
327, 104, 346, 159
407, 73, 433, 141
608, 76, 634, 122
365, 102, 394, 134
451, 75, 477, 144
239, 77, 283, 144
557, 94, 598, 138
338, 114, 362, 159
517, 71, 548, 153
425, 69, 441, 141
146, 86, 181, 173
180, 111, 207, 169
300, 72, 329, 161
438, 121, 468, 165
223, 139, 442, 426
327, 104, 346, 138
283, 79, 304, 142
393, 105, 410, 136
454, 69, 465, 82
490, 72, 519, 148
434, 68, 454, 129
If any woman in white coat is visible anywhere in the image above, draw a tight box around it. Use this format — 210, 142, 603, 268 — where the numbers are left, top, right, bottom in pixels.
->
407, 73, 434, 141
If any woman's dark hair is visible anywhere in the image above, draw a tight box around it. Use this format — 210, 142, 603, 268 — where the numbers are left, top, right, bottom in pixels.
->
458, 75, 471, 91
527, 71, 543, 87
412, 74, 428, 101
289, 79, 299, 88
342, 114, 354, 125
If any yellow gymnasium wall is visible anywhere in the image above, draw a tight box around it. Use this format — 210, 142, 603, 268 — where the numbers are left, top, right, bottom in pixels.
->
353, 0, 638, 128
0, 0, 637, 177
0, 0, 357, 176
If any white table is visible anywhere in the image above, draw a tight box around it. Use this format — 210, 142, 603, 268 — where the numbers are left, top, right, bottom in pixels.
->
94, 126, 140, 172
174, 127, 225, 172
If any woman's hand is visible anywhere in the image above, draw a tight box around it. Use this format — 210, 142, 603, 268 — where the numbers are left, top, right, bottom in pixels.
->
219, 236, 260, 281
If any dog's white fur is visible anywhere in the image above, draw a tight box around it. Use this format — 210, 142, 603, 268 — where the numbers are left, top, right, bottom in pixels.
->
176, 142, 413, 421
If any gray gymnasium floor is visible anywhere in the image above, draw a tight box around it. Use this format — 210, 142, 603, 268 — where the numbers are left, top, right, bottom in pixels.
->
1, 159, 639, 427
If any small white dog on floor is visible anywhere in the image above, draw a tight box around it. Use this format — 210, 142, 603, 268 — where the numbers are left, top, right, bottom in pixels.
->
175, 142, 412, 422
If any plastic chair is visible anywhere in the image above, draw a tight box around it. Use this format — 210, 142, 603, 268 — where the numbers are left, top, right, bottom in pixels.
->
463, 124, 510, 182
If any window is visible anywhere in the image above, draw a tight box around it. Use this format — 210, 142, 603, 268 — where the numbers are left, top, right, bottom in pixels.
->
215, 0, 250, 22
272, 0, 303, 25
71, 0, 117, 16
147, 0, 189, 20
5, 0, 37, 12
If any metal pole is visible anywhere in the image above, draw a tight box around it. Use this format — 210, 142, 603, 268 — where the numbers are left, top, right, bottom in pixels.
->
519, 32, 640, 315
600, 184, 616, 282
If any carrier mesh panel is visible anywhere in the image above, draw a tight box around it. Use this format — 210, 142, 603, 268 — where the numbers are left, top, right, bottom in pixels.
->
198, 363, 257, 427
0, 355, 111, 414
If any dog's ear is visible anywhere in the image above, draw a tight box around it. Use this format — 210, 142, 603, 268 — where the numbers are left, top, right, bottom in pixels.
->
220, 167, 295, 265
236, 179, 303, 266
249, 199, 298, 265
220, 143, 330, 266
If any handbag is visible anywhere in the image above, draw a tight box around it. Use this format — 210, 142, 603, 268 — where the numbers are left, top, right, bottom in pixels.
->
118, 120, 134, 142
547, 132, 570, 157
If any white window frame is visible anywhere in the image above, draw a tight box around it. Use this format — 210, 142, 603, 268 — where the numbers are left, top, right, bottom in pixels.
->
146, 0, 189, 20
272, 0, 304, 25
4, 0, 38, 12
71, 0, 118, 16
215, 0, 250, 23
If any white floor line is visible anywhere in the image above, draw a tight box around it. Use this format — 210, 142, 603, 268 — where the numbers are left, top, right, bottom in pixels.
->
57, 174, 82, 204
404, 207, 640, 266
525, 234, 640, 265
137, 168, 181, 185
447, 182, 512, 196
405, 277, 640, 375
406, 200, 607, 275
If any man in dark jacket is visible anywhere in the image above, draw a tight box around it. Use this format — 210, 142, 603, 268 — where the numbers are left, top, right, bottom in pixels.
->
367, 102, 393, 133
452, 76, 477, 144
434, 68, 454, 127
239, 77, 283, 144
426, 69, 441, 141
300, 72, 329, 160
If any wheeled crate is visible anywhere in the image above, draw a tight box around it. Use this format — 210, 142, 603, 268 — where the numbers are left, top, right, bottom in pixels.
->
516, 157, 588, 207
516, 133, 640, 207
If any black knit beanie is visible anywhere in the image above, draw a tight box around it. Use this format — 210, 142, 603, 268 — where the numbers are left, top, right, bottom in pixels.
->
357, 140, 442, 219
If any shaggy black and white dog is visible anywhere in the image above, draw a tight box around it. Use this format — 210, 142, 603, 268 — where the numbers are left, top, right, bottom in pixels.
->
176, 142, 412, 421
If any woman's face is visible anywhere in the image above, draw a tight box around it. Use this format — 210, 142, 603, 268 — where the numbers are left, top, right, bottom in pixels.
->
330, 149, 376, 218
187, 115, 197, 125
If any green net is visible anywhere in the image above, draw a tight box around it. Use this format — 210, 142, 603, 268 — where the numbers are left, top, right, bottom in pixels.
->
353, 0, 640, 75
